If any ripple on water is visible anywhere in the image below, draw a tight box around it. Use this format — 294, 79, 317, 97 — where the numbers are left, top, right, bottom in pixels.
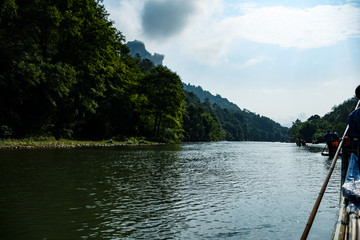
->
0, 142, 340, 239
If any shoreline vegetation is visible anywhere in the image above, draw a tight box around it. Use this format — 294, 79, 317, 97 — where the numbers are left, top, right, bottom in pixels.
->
1, 1, 288, 144
3, 1, 352, 145
0, 137, 160, 149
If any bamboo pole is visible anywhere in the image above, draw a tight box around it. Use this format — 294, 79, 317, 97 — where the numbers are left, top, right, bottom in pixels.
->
348, 214, 357, 240
357, 215, 360, 240
332, 194, 348, 240
301, 99, 360, 240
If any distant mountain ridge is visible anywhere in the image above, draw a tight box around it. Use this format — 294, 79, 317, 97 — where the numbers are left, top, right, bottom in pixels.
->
183, 83, 289, 141
127, 41, 289, 141
127, 40, 164, 66
182, 84, 241, 112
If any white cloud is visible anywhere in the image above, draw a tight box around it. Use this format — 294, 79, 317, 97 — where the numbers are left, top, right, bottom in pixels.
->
105, 1, 360, 64
241, 55, 267, 68
103, 1, 360, 126
321, 79, 342, 87
234, 2, 260, 14
105, 0, 144, 41
220, 4, 360, 48
104, 0, 223, 55
181, 3, 360, 64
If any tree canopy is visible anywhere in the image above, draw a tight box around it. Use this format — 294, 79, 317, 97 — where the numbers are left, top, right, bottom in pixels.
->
182, 86, 288, 142
287, 97, 358, 142
0, 0, 185, 142
1, 0, 289, 143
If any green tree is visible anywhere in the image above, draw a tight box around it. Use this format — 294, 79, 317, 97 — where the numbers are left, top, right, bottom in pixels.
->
183, 104, 205, 141
298, 122, 317, 142
139, 66, 185, 142
288, 119, 302, 141
139, 58, 155, 73
0, 0, 141, 139
201, 113, 224, 141
287, 97, 358, 142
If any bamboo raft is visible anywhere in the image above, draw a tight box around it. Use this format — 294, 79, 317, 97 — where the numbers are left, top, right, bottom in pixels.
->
332, 195, 360, 240
301, 89, 360, 240
332, 96, 360, 240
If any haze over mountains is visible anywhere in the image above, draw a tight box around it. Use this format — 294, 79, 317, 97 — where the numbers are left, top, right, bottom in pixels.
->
127, 40, 284, 126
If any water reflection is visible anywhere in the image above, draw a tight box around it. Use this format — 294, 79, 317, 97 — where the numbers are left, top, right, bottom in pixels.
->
303, 143, 341, 171
99, 147, 186, 239
0, 143, 341, 239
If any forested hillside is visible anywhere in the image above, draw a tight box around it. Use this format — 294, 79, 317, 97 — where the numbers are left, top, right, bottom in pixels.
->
0, 0, 288, 143
183, 84, 241, 112
183, 84, 289, 142
288, 96, 358, 142
0, 0, 184, 142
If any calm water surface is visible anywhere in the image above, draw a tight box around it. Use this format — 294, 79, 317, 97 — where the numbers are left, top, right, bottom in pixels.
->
0, 142, 341, 239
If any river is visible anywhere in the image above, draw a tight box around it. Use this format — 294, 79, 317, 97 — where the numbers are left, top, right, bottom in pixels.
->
0, 142, 341, 239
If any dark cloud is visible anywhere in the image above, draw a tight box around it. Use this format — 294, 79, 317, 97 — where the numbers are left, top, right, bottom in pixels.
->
141, 0, 195, 39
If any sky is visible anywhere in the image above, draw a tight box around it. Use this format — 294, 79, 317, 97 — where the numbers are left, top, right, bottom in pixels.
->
102, 0, 360, 127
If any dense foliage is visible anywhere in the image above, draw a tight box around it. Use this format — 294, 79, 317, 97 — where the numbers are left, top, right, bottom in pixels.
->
183, 84, 241, 112
0, 0, 185, 142
288, 97, 358, 142
1, 0, 288, 143
182, 85, 289, 142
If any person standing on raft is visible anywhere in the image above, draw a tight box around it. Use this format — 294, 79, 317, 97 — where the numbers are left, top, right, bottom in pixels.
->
341, 85, 360, 185
324, 130, 333, 153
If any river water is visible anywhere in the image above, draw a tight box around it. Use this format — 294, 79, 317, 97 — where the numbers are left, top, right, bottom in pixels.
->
0, 142, 341, 239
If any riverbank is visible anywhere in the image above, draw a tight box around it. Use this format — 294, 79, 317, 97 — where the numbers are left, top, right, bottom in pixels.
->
0, 137, 158, 149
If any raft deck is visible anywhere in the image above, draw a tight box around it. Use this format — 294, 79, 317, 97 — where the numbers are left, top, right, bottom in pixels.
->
333, 195, 360, 240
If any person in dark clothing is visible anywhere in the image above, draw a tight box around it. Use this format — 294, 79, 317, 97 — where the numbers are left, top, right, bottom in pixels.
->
329, 131, 340, 155
332, 131, 339, 142
341, 85, 360, 185
324, 130, 333, 153
347, 108, 360, 147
